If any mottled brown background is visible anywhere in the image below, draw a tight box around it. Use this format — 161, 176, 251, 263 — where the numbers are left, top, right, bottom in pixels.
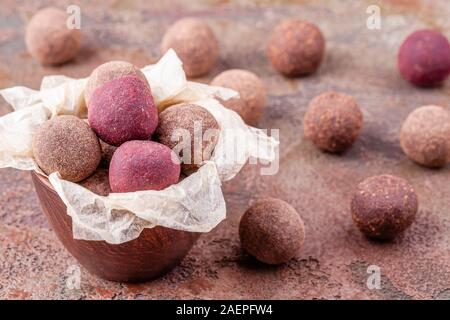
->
0, 0, 449, 300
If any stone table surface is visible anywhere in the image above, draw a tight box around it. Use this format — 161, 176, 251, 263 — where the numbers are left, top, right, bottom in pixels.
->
1, 0, 450, 300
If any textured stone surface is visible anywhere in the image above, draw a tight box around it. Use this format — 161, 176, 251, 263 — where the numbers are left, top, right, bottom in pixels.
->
1, 0, 450, 300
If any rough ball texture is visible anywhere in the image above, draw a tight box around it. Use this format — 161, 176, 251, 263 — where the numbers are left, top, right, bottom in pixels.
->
79, 168, 111, 196
33, 115, 101, 182
154, 104, 219, 173
304, 91, 363, 153
25, 7, 82, 65
84, 61, 148, 105
109, 140, 180, 193
398, 29, 450, 87
267, 19, 325, 76
161, 18, 219, 78
239, 198, 305, 265
400, 105, 450, 168
88, 75, 158, 146
211, 69, 267, 126
351, 175, 418, 240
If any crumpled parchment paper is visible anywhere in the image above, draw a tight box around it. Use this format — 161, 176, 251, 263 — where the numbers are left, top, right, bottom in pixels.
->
0, 49, 279, 244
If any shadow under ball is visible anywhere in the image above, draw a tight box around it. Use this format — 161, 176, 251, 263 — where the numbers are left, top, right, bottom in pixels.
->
31, 172, 200, 283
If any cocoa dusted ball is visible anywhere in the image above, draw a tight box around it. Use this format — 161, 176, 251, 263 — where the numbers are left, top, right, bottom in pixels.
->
84, 61, 148, 105
33, 115, 101, 182
351, 175, 418, 240
161, 18, 219, 78
99, 140, 117, 168
79, 168, 111, 196
239, 198, 305, 265
25, 7, 82, 65
267, 19, 325, 76
109, 140, 180, 193
211, 69, 267, 126
398, 29, 450, 87
304, 91, 363, 153
400, 105, 450, 168
154, 104, 219, 173
88, 75, 158, 146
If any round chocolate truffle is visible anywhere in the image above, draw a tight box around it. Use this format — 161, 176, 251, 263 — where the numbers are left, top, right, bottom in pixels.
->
161, 18, 219, 78
109, 140, 180, 193
33, 115, 101, 182
398, 29, 450, 87
239, 198, 305, 265
25, 7, 82, 65
267, 19, 325, 76
88, 75, 158, 146
400, 105, 450, 168
351, 175, 418, 240
79, 168, 111, 196
84, 61, 148, 105
304, 91, 363, 153
154, 104, 219, 173
211, 69, 267, 126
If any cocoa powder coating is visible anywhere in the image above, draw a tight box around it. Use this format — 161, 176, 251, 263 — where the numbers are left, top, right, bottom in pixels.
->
32, 115, 101, 182
88, 75, 158, 146
211, 69, 267, 126
398, 29, 450, 87
161, 18, 219, 78
84, 61, 148, 105
351, 175, 418, 240
239, 198, 305, 265
267, 19, 325, 76
109, 140, 180, 193
25, 7, 82, 65
99, 140, 117, 169
154, 104, 219, 174
304, 91, 363, 153
400, 105, 450, 168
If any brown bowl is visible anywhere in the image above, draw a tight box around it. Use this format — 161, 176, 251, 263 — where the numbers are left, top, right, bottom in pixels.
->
31, 171, 200, 283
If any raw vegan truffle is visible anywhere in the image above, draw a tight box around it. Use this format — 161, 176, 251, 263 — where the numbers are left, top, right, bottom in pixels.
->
154, 104, 219, 173
400, 105, 450, 168
267, 19, 325, 76
351, 175, 418, 240
88, 75, 158, 146
32, 115, 101, 182
109, 140, 180, 193
25, 7, 82, 65
161, 18, 219, 78
304, 91, 363, 153
79, 168, 111, 196
239, 198, 305, 265
398, 29, 450, 87
211, 69, 267, 126
84, 61, 148, 105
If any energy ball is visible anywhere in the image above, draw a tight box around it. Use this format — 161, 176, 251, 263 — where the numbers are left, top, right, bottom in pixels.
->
79, 168, 111, 196
161, 18, 219, 78
239, 198, 305, 265
25, 7, 82, 65
84, 61, 148, 105
351, 175, 418, 240
304, 91, 363, 153
88, 75, 158, 146
398, 29, 450, 87
267, 19, 325, 76
211, 69, 267, 126
33, 115, 101, 182
400, 105, 450, 168
109, 140, 180, 193
154, 104, 219, 173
